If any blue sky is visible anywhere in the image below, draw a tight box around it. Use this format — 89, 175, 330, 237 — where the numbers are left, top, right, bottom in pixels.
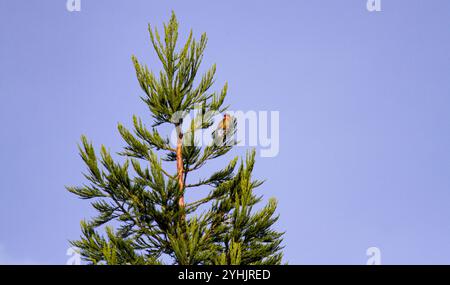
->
0, 0, 450, 264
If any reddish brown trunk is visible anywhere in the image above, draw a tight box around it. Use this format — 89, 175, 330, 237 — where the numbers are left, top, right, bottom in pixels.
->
176, 127, 185, 208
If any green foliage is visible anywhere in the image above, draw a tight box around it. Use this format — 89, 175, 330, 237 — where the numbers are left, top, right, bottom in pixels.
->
67, 12, 284, 265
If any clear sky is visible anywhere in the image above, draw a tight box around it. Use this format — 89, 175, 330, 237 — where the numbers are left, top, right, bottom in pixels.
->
1, 0, 450, 264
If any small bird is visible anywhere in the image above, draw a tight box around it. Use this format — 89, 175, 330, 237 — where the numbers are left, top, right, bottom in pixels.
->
218, 114, 232, 132
213, 114, 235, 145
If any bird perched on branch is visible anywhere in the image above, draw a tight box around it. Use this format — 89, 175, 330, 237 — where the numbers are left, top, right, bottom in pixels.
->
212, 114, 236, 145
219, 114, 233, 132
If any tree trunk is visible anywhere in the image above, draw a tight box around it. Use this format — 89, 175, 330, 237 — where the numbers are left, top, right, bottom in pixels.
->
176, 125, 185, 208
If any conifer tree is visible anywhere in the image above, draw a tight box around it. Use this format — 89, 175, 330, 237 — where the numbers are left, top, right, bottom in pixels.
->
67, 12, 284, 265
